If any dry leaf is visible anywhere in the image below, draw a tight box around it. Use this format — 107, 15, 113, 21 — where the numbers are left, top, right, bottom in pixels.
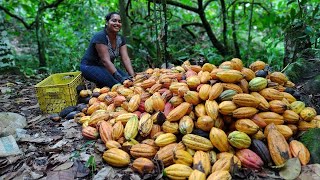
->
279, 158, 301, 180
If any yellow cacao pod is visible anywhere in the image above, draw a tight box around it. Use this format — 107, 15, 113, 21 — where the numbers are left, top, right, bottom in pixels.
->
163, 164, 193, 180
124, 115, 139, 140
219, 101, 237, 116
130, 144, 157, 159
166, 102, 191, 122
155, 133, 177, 147
189, 169, 206, 180
216, 69, 243, 83
205, 100, 219, 120
127, 94, 141, 112
207, 170, 232, 180
103, 148, 130, 167
232, 93, 260, 108
193, 150, 211, 176
179, 116, 194, 135
173, 150, 193, 166
289, 140, 310, 165
138, 113, 153, 137
300, 107, 317, 121
209, 127, 230, 152
232, 107, 258, 119
182, 134, 213, 151
208, 83, 224, 100
235, 119, 260, 135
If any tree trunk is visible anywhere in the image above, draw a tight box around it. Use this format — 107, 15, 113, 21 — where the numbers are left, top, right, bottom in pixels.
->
119, 0, 132, 56
284, 23, 312, 67
35, 10, 46, 67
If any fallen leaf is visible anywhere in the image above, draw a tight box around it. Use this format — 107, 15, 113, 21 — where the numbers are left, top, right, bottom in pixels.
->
53, 161, 74, 171
279, 158, 301, 180
93, 166, 117, 180
297, 164, 320, 180
46, 170, 75, 180
73, 159, 90, 178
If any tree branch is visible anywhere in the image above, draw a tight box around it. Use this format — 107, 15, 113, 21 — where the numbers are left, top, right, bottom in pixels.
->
204, 0, 216, 10
0, 5, 34, 29
227, 1, 270, 14
231, 4, 241, 58
181, 23, 204, 38
0, 0, 65, 30
220, 0, 228, 52
148, 0, 198, 13
40, 0, 64, 11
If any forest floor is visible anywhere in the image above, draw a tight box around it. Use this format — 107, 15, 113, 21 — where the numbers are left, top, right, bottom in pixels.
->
0, 73, 319, 180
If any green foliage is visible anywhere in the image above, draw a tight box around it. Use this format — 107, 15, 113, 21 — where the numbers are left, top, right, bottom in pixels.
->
1, 0, 319, 74
299, 128, 320, 164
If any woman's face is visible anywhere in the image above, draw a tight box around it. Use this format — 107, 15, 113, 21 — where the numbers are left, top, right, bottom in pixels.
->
107, 14, 122, 33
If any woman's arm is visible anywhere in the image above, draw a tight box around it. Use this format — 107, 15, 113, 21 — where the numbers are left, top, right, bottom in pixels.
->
95, 44, 117, 74
120, 45, 135, 76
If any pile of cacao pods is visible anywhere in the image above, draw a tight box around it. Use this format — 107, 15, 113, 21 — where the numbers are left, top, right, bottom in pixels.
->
73, 58, 319, 180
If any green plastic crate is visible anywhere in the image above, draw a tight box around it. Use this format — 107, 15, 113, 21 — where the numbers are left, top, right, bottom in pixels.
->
35, 71, 83, 113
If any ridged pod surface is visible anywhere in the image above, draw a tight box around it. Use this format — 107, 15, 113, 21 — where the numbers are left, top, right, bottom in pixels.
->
195, 104, 206, 117
228, 131, 252, 149
130, 144, 157, 159
196, 116, 214, 132
152, 92, 165, 112
138, 113, 153, 137
199, 84, 211, 100
269, 72, 288, 85
193, 151, 211, 176
166, 102, 191, 122
155, 133, 177, 147
250, 92, 270, 111
163, 164, 193, 180
156, 143, 182, 167
173, 150, 193, 166
124, 115, 139, 140
209, 127, 230, 152
232, 107, 258, 119
219, 101, 237, 115
182, 134, 213, 151
269, 100, 287, 114
236, 149, 264, 170
99, 121, 113, 143
112, 121, 124, 140
249, 77, 268, 92
300, 107, 317, 121
131, 158, 155, 175
128, 94, 141, 112
232, 93, 260, 108
207, 171, 232, 180
216, 69, 243, 83
250, 139, 272, 167
289, 140, 310, 165
179, 116, 194, 135
205, 100, 219, 120
259, 88, 284, 101
103, 148, 130, 167
235, 119, 260, 135
266, 123, 291, 166
209, 83, 224, 100
184, 91, 200, 105
189, 169, 206, 180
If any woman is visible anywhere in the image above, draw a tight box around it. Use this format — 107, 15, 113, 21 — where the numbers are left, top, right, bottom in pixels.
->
80, 12, 135, 88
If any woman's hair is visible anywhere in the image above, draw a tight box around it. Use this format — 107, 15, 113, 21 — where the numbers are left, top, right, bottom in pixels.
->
105, 12, 120, 21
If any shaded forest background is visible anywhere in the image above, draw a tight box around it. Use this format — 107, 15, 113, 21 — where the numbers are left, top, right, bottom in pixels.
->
0, 0, 319, 84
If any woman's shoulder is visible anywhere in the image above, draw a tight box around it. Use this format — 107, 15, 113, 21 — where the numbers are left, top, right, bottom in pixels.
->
93, 30, 106, 37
